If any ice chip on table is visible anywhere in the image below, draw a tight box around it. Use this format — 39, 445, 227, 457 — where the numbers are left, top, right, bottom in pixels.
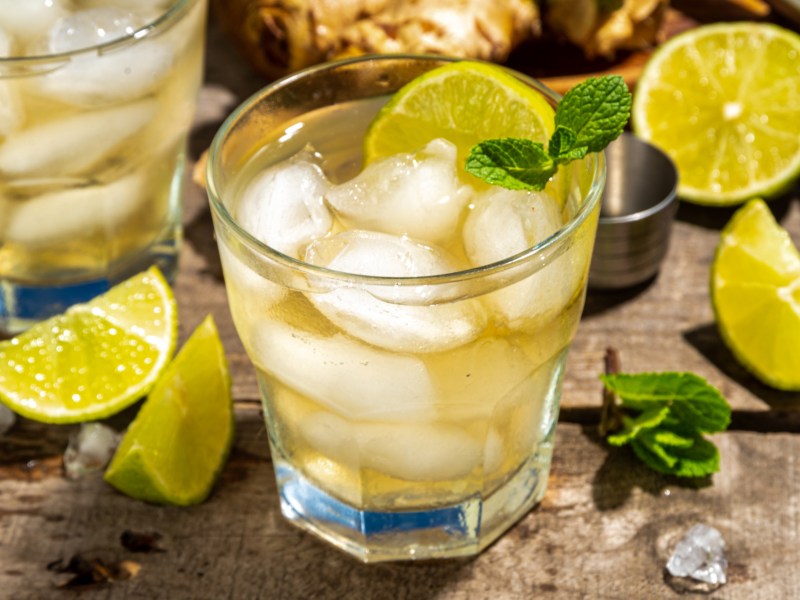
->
463, 187, 575, 324
250, 322, 436, 421
0, 99, 156, 178
326, 138, 471, 244
0, 26, 24, 139
0, 0, 68, 47
0, 403, 15, 436
236, 150, 333, 258
33, 9, 173, 107
305, 230, 485, 353
3, 172, 147, 246
666, 524, 728, 585
63, 423, 121, 480
359, 422, 481, 481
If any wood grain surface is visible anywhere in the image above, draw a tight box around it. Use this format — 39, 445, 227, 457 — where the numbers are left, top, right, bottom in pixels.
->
1, 14, 799, 600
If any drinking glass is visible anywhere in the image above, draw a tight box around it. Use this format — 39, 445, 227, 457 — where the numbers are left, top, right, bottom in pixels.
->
206, 55, 605, 562
0, 0, 208, 335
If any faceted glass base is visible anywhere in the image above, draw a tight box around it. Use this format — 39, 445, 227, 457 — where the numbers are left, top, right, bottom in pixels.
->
273, 437, 553, 563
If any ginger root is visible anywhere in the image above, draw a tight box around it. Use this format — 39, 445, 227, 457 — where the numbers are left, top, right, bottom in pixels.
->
212, 0, 540, 81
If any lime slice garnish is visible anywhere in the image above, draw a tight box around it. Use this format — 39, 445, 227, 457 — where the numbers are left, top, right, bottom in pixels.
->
711, 199, 800, 390
104, 315, 233, 506
632, 23, 800, 206
0, 266, 176, 424
364, 61, 556, 163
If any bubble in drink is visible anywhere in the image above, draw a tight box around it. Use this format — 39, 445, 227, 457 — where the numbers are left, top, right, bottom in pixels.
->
305, 230, 486, 352
463, 186, 577, 324
326, 138, 472, 244
235, 149, 333, 258
249, 322, 437, 422
3, 172, 146, 245
0, 0, 68, 47
34, 9, 174, 107
0, 99, 156, 177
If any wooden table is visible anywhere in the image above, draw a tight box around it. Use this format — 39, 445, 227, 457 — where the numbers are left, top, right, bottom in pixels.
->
2, 18, 800, 600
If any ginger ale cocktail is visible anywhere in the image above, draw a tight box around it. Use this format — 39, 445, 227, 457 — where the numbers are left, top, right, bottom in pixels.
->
207, 56, 604, 562
0, 0, 207, 334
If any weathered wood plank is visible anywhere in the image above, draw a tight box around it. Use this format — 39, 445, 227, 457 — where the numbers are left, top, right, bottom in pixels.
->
0, 409, 797, 599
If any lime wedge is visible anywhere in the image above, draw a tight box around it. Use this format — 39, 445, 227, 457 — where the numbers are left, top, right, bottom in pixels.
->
632, 23, 800, 205
104, 315, 233, 506
0, 266, 176, 424
711, 199, 800, 390
364, 61, 556, 163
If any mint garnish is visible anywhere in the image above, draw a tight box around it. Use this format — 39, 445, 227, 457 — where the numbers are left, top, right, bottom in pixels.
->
466, 75, 631, 191
600, 372, 731, 478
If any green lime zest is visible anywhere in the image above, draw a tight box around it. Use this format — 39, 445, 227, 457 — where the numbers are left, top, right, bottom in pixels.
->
466, 75, 631, 191
600, 372, 731, 478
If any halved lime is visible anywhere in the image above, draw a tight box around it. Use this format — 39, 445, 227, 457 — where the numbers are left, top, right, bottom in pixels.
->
0, 267, 177, 424
364, 61, 556, 163
104, 315, 233, 506
633, 23, 800, 205
711, 199, 800, 390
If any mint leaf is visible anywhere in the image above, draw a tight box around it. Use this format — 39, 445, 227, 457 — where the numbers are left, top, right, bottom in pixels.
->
600, 372, 731, 433
600, 372, 730, 479
466, 75, 630, 191
466, 138, 555, 191
555, 75, 631, 154
607, 405, 669, 446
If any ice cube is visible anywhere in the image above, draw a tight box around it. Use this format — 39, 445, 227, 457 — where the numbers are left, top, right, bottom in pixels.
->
80, 0, 173, 11
217, 242, 286, 309
305, 230, 485, 352
0, 0, 68, 47
358, 422, 481, 481
463, 187, 575, 325
0, 99, 156, 177
0, 403, 15, 436
297, 410, 482, 482
63, 423, 120, 480
33, 9, 174, 107
4, 172, 146, 245
326, 139, 471, 244
666, 524, 728, 585
298, 411, 359, 467
249, 322, 437, 421
236, 150, 333, 259
0, 26, 24, 139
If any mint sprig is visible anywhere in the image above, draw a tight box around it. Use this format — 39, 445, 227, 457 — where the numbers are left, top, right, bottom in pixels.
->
600, 372, 731, 478
466, 75, 631, 191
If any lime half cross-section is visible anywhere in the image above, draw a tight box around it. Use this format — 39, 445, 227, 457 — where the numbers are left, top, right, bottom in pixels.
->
633, 23, 800, 205
712, 199, 800, 390
0, 266, 177, 424
364, 60, 557, 163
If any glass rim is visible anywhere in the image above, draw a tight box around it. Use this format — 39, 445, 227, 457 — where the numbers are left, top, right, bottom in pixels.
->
206, 53, 607, 287
0, 0, 197, 64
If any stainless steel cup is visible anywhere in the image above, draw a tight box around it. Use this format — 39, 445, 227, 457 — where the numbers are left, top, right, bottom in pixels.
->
588, 132, 679, 289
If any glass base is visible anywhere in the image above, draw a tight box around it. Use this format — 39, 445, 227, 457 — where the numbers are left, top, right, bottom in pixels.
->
0, 231, 180, 337
274, 440, 553, 563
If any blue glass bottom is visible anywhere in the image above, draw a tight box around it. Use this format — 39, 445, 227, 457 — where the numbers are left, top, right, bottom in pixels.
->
274, 448, 549, 563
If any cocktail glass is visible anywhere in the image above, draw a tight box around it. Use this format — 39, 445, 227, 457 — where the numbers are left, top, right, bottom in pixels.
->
206, 55, 605, 562
0, 0, 207, 335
